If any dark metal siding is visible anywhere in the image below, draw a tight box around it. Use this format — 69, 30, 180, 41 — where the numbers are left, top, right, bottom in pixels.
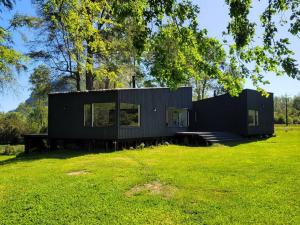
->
48, 90, 118, 140
246, 90, 274, 135
118, 87, 193, 139
190, 91, 247, 135
190, 89, 274, 136
48, 87, 192, 140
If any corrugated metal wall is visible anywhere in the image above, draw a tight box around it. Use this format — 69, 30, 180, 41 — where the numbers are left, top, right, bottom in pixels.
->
118, 87, 193, 139
190, 91, 246, 135
190, 89, 274, 136
48, 87, 193, 140
246, 90, 274, 135
48, 90, 118, 140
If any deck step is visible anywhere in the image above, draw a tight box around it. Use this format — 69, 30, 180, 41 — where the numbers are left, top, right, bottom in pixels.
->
176, 131, 245, 144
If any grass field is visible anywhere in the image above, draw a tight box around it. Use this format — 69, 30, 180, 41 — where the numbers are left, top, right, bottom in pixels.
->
0, 126, 299, 224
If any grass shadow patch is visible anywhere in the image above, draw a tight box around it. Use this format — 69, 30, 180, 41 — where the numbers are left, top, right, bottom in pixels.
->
66, 170, 89, 176
126, 180, 177, 199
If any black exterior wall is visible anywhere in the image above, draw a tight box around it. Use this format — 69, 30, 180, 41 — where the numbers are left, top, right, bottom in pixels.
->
48, 87, 192, 141
118, 88, 192, 139
190, 89, 274, 136
48, 90, 118, 140
246, 90, 274, 135
48, 87, 273, 143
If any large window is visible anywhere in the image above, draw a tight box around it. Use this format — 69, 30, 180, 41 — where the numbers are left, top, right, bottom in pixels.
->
120, 103, 140, 127
84, 104, 92, 127
248, 110, 259, 127
93, 103, 116, 127
83, 103, 116, 127
166, 108, 188, 127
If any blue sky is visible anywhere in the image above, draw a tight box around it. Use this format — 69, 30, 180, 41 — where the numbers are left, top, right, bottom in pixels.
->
0, 0, 300, 112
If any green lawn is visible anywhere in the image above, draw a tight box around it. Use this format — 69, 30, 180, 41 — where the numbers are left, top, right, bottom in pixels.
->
0, 126, 299, 225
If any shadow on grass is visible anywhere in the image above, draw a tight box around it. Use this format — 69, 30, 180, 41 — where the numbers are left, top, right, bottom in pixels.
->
0, 148, 115, 166
175, 136, 273, 148
0, 136, 274, 166
218, 136, 274, 147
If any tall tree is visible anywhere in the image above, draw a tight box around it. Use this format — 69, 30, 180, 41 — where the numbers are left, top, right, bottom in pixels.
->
28, 0, 203, 91
17, 0, 300, 95
0, 0, 26, 92
29, 65, 52, 101
225, 0, 300, 94
192, 34, 227, 100
293, 96, 300, 111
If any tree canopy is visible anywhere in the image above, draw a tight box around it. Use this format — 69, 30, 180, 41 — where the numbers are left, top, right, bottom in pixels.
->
1, 0, 300, 96
0, 0, 26, 92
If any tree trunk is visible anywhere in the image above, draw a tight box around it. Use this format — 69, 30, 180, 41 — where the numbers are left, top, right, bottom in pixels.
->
86, 44, 94, 90
75, 54, 81, 91
104, 77, 110, 89
75, 71, 81, 91
201, 79, 207, 100
85, 3, 95, 91
195, 80, 201, 101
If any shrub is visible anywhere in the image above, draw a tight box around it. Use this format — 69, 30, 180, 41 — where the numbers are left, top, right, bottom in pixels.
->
293, 117, 300, 124
274, 113, 285, 124
0, 145, 25, 155
0, 112, 31, 144
137, 142, 145, 149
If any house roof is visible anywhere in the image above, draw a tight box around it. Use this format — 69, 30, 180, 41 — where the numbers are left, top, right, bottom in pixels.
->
48, 86, 192, 95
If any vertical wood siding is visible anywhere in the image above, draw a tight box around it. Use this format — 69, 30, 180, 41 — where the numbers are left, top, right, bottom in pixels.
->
190, 89, 274, 136
48, 90, 118, 139
48, 87, 193, 140
118, 87, 193, 139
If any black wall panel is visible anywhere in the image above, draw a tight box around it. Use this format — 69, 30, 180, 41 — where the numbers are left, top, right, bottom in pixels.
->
190, 91, 246, 134
48, 90, 118, 139
48, 87, 192, 140
190, 89, 274, 136
118, 87, 192, 139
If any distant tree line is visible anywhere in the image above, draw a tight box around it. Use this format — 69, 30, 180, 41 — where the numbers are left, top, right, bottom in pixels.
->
274, 95, 300, 124
0, 65, 51, 144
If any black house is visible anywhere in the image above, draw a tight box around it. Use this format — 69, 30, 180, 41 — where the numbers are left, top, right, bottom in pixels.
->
24, 87, 274, 151
190, 89, 274, 136
48, 87, 192, 142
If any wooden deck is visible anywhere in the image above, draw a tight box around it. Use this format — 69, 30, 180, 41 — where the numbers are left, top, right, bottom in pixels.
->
23, 134, 49, 153
175, 131, 245, 144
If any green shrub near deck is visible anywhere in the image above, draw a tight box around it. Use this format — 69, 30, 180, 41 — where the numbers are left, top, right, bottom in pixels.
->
0, 126, 299, 224
0, 145, 24, 155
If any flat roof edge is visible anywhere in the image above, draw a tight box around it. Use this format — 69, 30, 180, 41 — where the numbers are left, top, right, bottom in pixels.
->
49, 86, 192, 95
192, 89, 273, 102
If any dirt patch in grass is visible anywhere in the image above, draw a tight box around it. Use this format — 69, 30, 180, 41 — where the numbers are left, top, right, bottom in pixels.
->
66, 170, 89, 176
126, 181, 177, 198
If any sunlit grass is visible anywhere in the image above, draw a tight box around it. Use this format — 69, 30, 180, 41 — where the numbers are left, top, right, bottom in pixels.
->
0, 126, 299, 224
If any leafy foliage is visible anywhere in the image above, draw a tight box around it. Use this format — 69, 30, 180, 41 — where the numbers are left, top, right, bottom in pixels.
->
0, 112, 30, 144
0, 144, 24, 155
0, 101, 48, 145
0, 28, 26, 92
274, 94, 300, 124
29, 65, 52, 100
0, 0, 14, 11
0, 3, 39, 93
225, 0, 300, 93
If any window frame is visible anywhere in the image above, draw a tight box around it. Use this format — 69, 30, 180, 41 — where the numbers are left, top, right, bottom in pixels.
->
83, 104, 93, 127
92, 102, 116, 127
119, 103, 141, 128
166, 107, 189, 128
248, 109, 259, 127
83, 102, 116, 128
